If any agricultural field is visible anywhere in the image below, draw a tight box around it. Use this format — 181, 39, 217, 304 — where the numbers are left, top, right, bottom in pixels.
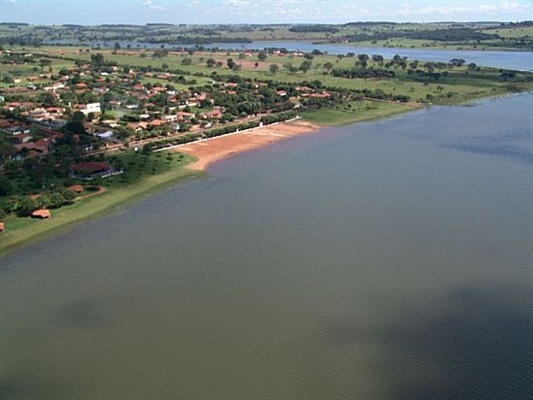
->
1, 21, 532, 50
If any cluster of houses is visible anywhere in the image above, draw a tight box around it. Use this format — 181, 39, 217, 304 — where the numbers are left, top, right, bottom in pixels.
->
1, 50, 335, 165
0, 50, 343, 232
0, 116, 63, 158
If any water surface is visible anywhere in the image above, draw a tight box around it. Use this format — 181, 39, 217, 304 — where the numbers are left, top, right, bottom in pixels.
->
1, 94, 532, 399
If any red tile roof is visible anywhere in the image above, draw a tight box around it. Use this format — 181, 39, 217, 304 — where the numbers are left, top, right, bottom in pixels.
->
31, 209, 51, 219
68, 185, 84, 193
71, 162, 111, 174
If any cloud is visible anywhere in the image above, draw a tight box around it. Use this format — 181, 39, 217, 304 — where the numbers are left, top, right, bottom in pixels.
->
2, 0, 532, 25
142, 0, 166, 11
226, 0, 250, 6
371, 0, 531, 20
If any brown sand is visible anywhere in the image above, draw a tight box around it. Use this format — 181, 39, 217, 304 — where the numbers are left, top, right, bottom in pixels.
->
174, 120, 322, 170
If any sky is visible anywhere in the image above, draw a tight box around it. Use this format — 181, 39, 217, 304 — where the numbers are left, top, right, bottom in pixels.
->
1, 0, 532, 25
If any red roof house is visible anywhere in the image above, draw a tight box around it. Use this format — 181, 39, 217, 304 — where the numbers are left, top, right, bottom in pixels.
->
31, 209, 51, 219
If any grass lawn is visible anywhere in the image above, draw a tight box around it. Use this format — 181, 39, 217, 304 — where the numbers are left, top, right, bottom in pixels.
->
302, 100, 417, 126
482, 26, 533, 39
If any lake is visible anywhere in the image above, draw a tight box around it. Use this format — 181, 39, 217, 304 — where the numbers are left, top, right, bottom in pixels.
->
1, 93, 532, 399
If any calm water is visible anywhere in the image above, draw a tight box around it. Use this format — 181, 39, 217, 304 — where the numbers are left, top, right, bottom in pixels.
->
1, 94, 533, 399
227, 41, 533, 71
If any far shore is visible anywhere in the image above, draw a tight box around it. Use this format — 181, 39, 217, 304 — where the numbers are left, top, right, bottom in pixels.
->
175, 120, 323, 170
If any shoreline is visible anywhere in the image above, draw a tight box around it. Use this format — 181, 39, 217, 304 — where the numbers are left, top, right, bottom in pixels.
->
175, 120, 323, 171
0, 121, 320, 258
0, 93, 520, 257
0, 162, 203, 258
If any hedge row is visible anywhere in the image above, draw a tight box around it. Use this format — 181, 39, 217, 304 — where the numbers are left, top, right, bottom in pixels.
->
143, 112, 299, 152
143, 133, 202, 152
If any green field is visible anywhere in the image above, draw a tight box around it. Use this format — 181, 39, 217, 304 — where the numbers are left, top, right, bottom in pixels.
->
1, 22, 532, 51
302, 100, 418, 126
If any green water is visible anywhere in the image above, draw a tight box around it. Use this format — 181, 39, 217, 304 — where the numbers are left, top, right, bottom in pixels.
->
1, 94, 532, 399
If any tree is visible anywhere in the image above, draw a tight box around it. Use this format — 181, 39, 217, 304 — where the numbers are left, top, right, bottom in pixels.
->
269, 64, 279, 74
152, 49, 168, 58
226, 58, 236, 69
181, 57, 192, 65
0, 177, 12, 196
206, 58, 216, 67
49, 192, 65, 208
37, 195, 52, 209
357, 53, 369, 68
39, 58, 52, 69
299, 60, 312, 74
60, 189, 77, 204
323, 62, 333, 73
90, 53, 105, 67
37, 92, 57, 107
372, 54, 384, 66
257, 50, 268, 61
63, 111, 87, 135
450, 58, 465, 67
17, 197, 38, 217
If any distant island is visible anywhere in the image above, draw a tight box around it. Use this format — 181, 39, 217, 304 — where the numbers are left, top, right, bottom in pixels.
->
1, 22, 533, 256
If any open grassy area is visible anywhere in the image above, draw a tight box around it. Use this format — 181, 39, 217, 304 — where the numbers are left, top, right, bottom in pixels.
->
302, 100, 417, 125
483, 26, 533, 39
0, 152, 203, 257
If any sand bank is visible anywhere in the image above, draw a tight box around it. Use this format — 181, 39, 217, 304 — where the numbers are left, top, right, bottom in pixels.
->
174, 120, 322, 170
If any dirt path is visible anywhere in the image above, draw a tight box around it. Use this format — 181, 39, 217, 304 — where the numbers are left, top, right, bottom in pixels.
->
75, 186, 107, 201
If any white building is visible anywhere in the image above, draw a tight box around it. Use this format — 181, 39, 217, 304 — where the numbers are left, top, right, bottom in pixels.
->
80, 102, 101, 115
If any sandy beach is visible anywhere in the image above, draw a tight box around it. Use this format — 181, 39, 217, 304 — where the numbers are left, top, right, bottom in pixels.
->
174, 120, 322, 170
